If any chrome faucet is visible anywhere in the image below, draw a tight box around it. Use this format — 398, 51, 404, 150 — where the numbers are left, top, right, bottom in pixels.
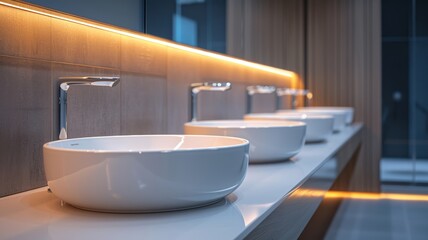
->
58, 76, 120, 140
276, 88, 312, 110
246, 85, 276, 114
189, 82, 232, 122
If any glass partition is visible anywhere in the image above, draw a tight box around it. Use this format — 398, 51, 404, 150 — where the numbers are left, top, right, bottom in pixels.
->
381, 0, 428, 184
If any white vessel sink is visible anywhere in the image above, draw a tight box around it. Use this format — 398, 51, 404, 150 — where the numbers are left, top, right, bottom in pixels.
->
300, 107, 354, 124
184, 120, 306, 163
244, 113, 334, 142
43, 135, 249, 213
278, 108, 347, 132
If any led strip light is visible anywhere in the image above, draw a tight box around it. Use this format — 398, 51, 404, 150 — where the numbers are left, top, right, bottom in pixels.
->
0, 1, 297, 80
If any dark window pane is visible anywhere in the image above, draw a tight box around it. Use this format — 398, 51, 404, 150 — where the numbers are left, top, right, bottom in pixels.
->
412, 40, 428, 158
146, 0, 175, 40
382, 41, 410, 158
146, 0, 226, 53
416, 0, 428, 37
382, 0, 411, 37
25, 0, 144, 32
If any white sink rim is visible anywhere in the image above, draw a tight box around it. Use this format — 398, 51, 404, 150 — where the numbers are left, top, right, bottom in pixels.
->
244, 113, 334, 142
184, 120, 306, 163
184, 119, 306, 128
278, 109, 347, 131
297, 106, 354, 124
44, 134, 249, 153
43, 134, 250, 213
248, 112, 333, 120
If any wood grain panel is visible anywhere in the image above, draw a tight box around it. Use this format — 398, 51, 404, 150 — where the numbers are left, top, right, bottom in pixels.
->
224, 83, 248, 119
227, 0, 305, 112
51, 18, 120, 69
197, 91, 229, 121
348, 0, 382, 192
306, 0, 381, 192
120, 35, 167, 76
228, 0, 305, 77
250, 93, 277, 114
120, 73, 166, 134
0, 4, 51, 60
166, 48, 201, 133
200, 56, 235, 83
226, 0, 245, 58
51, 63, 121, 139
0, 56, 51, 197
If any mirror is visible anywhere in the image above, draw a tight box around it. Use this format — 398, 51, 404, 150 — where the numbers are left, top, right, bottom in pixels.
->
24, 0, 146, 32
147, 0, 227, 54
24, 0, 232, 54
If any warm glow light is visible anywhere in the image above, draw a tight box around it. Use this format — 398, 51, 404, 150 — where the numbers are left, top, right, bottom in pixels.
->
325, 191, 428, 202
0, 1, 297, 81
296, 189, 428, 202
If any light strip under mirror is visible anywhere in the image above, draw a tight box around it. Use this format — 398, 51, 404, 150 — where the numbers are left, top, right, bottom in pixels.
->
0, 0, 298, 81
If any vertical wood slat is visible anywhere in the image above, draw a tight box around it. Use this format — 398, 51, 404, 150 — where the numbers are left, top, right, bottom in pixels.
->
0, 56, 51, 197
228, 0, 381, 192
307, 0, 381, 192
228, 0, 305, 79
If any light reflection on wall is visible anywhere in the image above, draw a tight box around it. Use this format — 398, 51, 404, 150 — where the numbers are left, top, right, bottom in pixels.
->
0, 0, 298, 83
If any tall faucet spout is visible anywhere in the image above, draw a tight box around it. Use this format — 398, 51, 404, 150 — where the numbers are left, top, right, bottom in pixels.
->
189, 82, 231, 122
58, 76, 120, 140
245, 85, 276, 114
276, 88, 311, 110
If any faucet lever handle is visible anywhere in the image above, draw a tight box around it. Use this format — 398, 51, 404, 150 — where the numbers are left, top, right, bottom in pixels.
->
190, 82, 231, 94
246, 85, 276, 95
276, 88, 312, 110
276, 88, 310, 96
59, 76, 120, 91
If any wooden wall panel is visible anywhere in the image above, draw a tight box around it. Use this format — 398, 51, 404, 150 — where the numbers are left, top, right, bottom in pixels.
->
120, 73, 166, 134
228, 0, 305, 78
229, 0, 381, 192
227, 0, 245, 58
0, 5, 51, 60
120, 36, 168, 76
224, 83, 248, 119
51, 18, 121, 69
307, 0, 381, 192
227, 0, 305, 112
166, 48, 201, 133
0, 56, 51, 196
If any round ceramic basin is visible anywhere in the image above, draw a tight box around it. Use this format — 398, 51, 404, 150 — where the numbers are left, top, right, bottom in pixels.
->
278, 109, 347, 132
300, 107, 354, 124
184, 120, 306, 163
244, 113, 334, 142
43, 135, 249, 213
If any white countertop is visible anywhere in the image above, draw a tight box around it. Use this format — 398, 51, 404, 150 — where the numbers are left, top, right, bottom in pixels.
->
0, 124, 362, 240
